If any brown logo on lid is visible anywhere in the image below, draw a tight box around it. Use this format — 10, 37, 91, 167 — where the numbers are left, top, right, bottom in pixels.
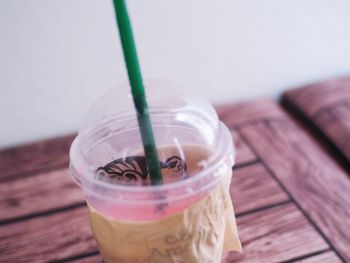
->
97, 156, 186, 185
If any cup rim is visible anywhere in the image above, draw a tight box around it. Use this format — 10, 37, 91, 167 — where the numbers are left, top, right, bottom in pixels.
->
69, 121, 234, 196
69, 81, 235, 203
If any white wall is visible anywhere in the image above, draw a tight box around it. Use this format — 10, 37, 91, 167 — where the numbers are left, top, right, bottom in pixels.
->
1, 0, 350, 149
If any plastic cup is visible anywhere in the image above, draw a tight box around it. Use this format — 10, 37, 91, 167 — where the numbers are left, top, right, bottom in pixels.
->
69, 81, 241, 262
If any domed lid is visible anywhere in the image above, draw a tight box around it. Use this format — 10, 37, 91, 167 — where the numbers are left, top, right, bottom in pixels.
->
80, 80, 219, 138
70, 80, 234, 187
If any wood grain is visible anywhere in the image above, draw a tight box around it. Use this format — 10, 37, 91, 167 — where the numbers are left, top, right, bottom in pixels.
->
231, 163, 289, 215
67, 254, 103, 263
1, 99, 348, 262
231, 129, 258, 166
0, 134, 75, 182
217, 99, 350, 261
0, 162, 288, 226
320, 102, 350, 161
223, 203, 329, 263
1, 203, 327, 263
294, 251, 341, 263
217, 100, 285, 128
0, 207, 97, 263
0, 126, 256, 185
284, 76, 350, 116
0, 128, 259, 223
283, 76, 350, 162
0, 168, 83, 222
238, 116, 350, 261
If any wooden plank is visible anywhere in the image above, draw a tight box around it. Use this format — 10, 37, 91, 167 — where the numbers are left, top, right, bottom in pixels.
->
309, 107, 350, 164
283, 76, 350, 162
0, 127, 256, 185
0, 207, 97, 263
1, 99, 345, 262
1, 202, 328, 263
0, 168, 83, 222
66, 251, 341, 263
0, 134, 75, 182
0, 161, 287, 225
325, 102, 350, 160
283, 76, 350, 116
294, 251, 341, 263
222, 100, 350, 262
331, 102, 350, 130
216, 99, 350, 261
0, 130, 255, 216
67, 254, 103, 263
0, 103, 259, 184
231, 129, 258, 166
217, 100, 285, 128
231, 163, 289, 215
74, 248, 337, 262
223, 203, 329, 263
0, 129, 258, 223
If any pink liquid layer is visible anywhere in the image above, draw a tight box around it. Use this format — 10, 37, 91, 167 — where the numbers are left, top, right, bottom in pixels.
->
87, 190, 207, 222
85, 145, 215, 222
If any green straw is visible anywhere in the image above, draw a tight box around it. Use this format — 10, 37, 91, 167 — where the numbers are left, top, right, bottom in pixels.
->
112, 0, 163, 185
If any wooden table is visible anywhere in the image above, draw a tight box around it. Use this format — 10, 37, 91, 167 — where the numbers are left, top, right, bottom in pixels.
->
1, 82, 350, 262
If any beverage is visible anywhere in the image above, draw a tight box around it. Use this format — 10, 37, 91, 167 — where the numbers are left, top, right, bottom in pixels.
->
87, 145, 240, 262
70, 82, 242, 263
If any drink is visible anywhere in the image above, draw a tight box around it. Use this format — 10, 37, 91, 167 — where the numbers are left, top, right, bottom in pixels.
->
87, 145, 240, 262
70, 82, 242, 263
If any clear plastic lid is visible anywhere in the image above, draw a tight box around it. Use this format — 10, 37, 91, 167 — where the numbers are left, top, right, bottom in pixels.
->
70, 80, 234, 195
